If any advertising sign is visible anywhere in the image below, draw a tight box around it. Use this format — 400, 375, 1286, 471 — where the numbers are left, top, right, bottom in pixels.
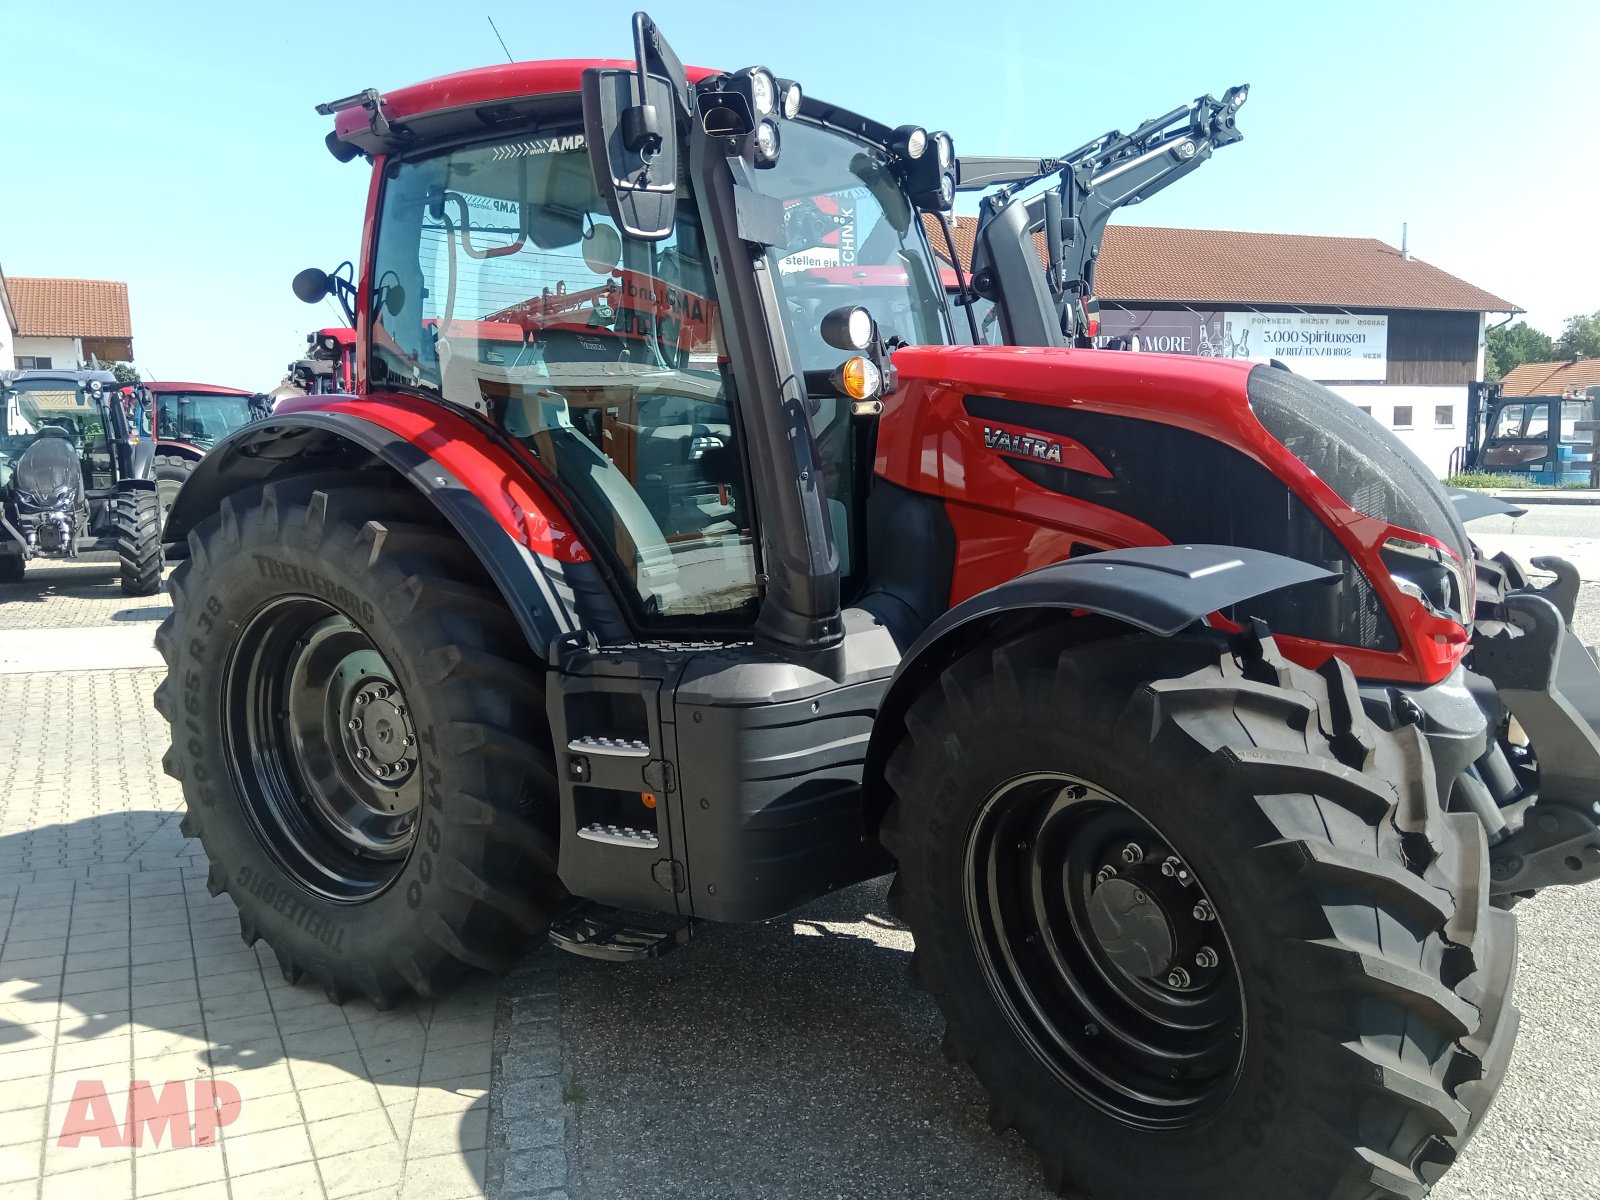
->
1220, 312, 1388, 381
1097, 308, 1388, 381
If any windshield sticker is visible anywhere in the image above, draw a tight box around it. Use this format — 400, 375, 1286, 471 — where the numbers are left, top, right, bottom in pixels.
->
491, 134, 586, 161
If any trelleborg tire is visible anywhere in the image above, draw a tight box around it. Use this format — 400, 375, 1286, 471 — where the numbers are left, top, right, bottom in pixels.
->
112, 489, 164, 596
880, 627, 1516, 1200
153, 478, 564, 1006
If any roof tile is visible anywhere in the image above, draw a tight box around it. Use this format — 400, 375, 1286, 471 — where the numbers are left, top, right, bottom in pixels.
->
8, 277, 132, 338
923, 218, 1517, 313
1499, 358, 1600, 396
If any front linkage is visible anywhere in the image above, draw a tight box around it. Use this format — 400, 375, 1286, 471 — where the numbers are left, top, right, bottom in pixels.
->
1470, 552, 1600, 897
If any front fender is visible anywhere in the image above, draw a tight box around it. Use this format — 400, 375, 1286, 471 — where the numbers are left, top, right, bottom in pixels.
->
862, 543, 1334, 829
163, 397, 628, 661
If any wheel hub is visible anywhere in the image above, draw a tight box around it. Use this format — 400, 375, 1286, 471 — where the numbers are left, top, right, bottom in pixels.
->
343, 680, 416, 785
1086, 877, 1176, 980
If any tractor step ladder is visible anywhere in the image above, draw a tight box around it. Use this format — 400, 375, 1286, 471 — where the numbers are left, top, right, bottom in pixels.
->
548, 899, 694, 962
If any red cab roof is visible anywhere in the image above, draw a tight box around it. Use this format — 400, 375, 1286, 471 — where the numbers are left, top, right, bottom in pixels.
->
143, 381, 254, 396
336, 59, 720, 141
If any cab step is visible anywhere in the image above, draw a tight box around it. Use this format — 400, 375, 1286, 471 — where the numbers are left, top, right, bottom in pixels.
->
548, 900, 693, 963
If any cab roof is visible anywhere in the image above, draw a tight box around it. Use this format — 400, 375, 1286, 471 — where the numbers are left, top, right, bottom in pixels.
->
334, 59, 718, 149
144, 381, 254, 396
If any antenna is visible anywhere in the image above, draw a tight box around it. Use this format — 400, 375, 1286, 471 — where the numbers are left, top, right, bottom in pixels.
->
487, 16, 514, 64
1401, 222, 1410, 261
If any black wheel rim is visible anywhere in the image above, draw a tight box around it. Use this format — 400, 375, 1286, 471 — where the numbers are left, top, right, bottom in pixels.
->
963, 772, 1244, 1130
223, 595, 421, 902
156, 478, 182, 521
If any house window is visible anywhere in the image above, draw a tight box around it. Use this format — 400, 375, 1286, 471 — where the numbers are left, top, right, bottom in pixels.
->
1435, 405, 1454, 427
15, 356, 52, 370
1392, 406, 1413, 429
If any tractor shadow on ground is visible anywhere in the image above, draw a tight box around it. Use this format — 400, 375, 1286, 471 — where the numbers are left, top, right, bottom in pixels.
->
0, 815, 492, 1194
0, 556, 130, 605
554, 877, 1058, 1200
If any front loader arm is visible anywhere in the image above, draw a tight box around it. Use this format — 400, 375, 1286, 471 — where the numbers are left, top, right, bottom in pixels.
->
963, 85, 1247, 343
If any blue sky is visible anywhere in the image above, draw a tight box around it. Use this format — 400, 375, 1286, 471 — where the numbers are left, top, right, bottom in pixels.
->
2, 0, 1595, 389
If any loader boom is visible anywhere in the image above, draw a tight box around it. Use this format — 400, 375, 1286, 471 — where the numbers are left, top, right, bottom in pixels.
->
962, 85, 1247, 343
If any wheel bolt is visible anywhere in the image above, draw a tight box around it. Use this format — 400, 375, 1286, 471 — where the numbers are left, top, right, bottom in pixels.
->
1195, 947, 1218, 969
356, 747, 370, 760
1094, 865, 1117, 885
357, 694, 370, 706
376, 685, 391, 700
347, 717, 362, 732
1161, 856, 1191, 883
1166, 967, 1191, 988
1193, 900, 1215, 922
395, 705, 407, 717
403, 735, 415, 747
1120, 843, 1144, 864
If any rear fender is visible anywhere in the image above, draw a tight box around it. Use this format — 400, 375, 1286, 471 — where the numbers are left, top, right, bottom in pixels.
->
861, 544, 1334, 830
163, 401, 627, 661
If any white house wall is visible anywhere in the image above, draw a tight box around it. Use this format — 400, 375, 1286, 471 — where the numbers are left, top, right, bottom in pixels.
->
1329, 384, 1467, 479
13, 335, 81, 368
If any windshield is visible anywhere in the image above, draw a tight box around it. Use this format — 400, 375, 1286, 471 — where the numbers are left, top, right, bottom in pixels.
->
156, 392, 253, 445
752, 121, 951, 370
1, 380, 100, 487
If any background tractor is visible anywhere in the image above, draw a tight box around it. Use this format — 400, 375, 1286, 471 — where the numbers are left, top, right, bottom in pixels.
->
137, 380, 268, 520
1, 367, 163, 593
155, 15, 1600, 1199
271, 325, 358, 403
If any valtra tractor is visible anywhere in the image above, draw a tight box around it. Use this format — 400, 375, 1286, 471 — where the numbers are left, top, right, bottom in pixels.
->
1, 368, 164, 593
155, 15, 1600, 1198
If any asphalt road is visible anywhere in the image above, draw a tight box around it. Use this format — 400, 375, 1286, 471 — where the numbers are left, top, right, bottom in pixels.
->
556, 512, 1600, 1200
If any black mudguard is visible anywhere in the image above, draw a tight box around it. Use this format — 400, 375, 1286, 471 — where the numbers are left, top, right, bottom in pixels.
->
161, 412, 622, 663
863, 543, 1334, 819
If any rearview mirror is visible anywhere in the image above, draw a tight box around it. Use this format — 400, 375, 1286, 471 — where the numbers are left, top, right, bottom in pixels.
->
292, 268, 332, 305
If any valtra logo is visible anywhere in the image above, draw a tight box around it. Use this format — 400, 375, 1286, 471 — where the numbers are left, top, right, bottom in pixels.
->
983, 425, 1064, 464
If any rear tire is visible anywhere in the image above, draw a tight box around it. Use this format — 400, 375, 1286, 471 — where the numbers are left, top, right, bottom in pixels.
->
154, 479, 565, 1006
881, 628, 1515, 1200
112, 490, 163, 596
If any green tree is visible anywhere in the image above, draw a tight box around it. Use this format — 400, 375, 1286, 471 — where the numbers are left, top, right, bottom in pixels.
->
1556, 309, 1600, 360
107, 362, 141, 385
1484, 320, 1554, 381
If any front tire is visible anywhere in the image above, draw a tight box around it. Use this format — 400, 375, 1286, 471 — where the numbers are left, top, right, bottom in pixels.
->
154, 479, 565, 1005
112, 489, 163, 595
881, 628, 1515, 1200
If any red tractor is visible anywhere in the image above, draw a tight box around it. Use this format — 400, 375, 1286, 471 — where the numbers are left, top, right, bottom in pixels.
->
156, 16, 1600, 1199
138, 381, 265, 518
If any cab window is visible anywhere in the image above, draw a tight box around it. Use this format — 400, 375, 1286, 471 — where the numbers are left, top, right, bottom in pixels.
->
369, 133, 758, 623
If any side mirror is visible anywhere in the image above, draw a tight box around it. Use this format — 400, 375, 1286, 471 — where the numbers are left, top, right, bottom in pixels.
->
580, 14, 690, 241
292, 267, 332, 305
581, 68, 680, 240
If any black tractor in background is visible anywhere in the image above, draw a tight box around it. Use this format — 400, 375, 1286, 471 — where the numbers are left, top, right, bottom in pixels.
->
0, 368, 164, 594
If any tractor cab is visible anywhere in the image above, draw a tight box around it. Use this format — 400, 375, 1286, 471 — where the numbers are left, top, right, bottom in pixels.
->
1477, 389, 1597, 485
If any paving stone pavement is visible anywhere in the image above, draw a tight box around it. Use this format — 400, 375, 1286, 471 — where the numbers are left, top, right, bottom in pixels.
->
0, 560, 569, 1199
